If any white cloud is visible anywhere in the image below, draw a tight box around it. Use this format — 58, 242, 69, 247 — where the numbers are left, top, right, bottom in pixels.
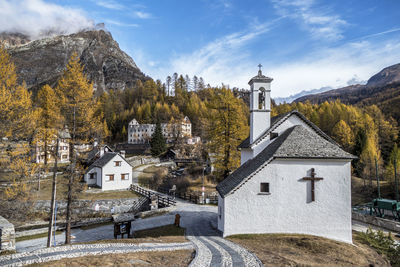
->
96, 0, 124, 10
266, 39, 400, 97
148, 20, 278, 87
133, 11, 152, 19
148, 25, 400, 98
0, 0, 95, 39
272, 0, 347, 41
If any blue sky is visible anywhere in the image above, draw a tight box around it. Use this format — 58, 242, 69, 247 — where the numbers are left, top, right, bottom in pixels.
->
1, 0, 400, 97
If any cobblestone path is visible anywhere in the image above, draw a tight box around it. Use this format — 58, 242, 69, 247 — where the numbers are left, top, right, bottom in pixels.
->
0, 242, 194, 267
5, 197, 262, 266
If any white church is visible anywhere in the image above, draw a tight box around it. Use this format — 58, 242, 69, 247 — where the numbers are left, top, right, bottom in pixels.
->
216, 67, 356, 243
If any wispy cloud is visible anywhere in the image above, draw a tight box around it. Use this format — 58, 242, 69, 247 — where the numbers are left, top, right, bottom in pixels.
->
104, 19, 139, 27
272, 0, 347, 41
0, 0, 94, 39
351, 27, 400, 41
96, 0, 124, 10
148, 19, 279, 87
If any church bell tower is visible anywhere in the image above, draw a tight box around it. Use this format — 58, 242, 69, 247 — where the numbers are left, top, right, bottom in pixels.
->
249, 64, 273, 144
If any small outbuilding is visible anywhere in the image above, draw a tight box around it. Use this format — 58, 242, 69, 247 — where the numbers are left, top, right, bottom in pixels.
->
84, 152, 133, 191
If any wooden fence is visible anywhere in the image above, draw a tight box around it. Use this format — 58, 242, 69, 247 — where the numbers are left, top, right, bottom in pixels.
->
158, 187, 218, 205
130, 184, 176, 208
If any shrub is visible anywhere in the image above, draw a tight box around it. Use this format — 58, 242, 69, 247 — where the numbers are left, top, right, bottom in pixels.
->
357, 228, 400, 266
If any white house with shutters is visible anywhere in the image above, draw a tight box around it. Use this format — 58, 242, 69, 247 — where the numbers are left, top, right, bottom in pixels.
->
84, 152, 133, 191
216, 67, 356, 243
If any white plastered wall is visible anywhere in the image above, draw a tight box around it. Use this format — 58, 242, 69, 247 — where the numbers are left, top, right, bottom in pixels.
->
101, 154, 132, 191
222, 159, 352, 243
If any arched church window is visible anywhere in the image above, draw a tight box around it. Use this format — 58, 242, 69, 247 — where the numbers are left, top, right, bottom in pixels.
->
258, 87, 266, 109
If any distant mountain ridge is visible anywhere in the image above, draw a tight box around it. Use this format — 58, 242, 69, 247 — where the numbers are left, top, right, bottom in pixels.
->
294, 63, 400, 124
1, 30, 148, 94
274, 86, 332, 104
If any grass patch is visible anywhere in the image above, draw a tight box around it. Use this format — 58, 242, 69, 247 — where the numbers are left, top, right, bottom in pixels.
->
133, 224, 185, 239
228, 232, 390, 267
16, 230, 63, 242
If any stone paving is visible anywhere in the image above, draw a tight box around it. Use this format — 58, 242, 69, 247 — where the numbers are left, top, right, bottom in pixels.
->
0, 242, 194, 267
6, 198, 262, 266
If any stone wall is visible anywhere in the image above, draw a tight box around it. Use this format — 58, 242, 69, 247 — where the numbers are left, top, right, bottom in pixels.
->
34, 197, 144, 216
0, 216, 15, 252
126, 156, 160, 168
352, 211, 400, 233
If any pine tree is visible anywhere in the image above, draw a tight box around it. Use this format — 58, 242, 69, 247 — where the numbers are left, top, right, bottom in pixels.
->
56, 52, 103, 244
150, 122, 167, 156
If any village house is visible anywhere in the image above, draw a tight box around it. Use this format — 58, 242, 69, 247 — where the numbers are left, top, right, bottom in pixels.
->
34, 127, 71, 164
216, 67, 356, 243
127, 116, 192, 144
84, 152, 132, 191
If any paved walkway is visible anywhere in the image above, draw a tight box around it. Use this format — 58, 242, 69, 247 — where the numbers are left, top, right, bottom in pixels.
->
10, 198, 262, 266
0, 242, 194, 267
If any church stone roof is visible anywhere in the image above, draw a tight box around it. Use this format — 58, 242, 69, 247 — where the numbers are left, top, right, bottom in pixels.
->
248, 70, 273, 85
216, 125, 356, 198
238, 110, 337, 149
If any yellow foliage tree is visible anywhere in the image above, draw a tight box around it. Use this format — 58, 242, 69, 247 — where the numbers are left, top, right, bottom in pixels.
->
56, 52, 103, 244
207, 87, 249, 181
332, 120, 354, 151
0, 46, 35, 139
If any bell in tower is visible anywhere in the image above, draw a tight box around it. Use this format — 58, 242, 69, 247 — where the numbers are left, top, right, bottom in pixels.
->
248, 64, 273, 144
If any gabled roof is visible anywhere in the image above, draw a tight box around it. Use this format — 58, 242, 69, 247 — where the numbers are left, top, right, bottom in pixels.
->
216, 125, 356, 198
86, 145, 113, 162
89, 152, 118, 169
86, 152, 132, 172
238, 110, 337, 149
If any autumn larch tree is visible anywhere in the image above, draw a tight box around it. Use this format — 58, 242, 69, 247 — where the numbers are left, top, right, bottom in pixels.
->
56, 52, 103, 244
207, 87, 249, 181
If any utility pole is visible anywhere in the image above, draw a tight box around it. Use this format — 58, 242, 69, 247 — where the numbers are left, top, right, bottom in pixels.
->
47, 137, 59, 247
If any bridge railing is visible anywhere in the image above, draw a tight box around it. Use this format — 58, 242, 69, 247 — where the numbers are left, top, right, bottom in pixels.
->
130, 184, 176, 207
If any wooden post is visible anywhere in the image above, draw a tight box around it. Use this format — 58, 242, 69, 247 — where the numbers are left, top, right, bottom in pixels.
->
395, 158, 399, 202
376, 157, 381, 199
47, 137, 59, 247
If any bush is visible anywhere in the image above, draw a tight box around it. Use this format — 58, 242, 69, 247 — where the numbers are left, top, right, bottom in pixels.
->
357, 228, 400, 266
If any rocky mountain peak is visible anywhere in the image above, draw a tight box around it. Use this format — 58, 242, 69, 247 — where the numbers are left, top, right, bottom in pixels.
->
367, 63, 400, 87
4, 29, 147, 94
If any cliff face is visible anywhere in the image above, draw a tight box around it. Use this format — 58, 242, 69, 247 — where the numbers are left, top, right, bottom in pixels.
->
3, 30, 147, 94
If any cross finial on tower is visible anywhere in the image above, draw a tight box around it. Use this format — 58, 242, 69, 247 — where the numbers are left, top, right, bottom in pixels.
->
258, 64, 263, 76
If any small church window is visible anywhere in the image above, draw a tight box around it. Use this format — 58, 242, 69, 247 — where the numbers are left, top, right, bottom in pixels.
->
260, 183, 270, 194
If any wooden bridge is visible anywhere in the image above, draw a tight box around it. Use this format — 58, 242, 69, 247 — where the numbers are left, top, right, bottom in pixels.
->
130, 184, 176, 208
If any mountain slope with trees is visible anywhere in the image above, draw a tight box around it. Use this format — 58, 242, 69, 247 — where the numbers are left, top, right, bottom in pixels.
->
294, 63, 400, 127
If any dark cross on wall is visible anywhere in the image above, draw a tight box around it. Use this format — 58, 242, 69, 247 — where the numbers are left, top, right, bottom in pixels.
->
302, 168, 323, 202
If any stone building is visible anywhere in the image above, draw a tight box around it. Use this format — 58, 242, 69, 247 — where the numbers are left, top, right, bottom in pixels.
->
127, 116, 192, 144
34, 127, 71, 164
216, 68, 356, 243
